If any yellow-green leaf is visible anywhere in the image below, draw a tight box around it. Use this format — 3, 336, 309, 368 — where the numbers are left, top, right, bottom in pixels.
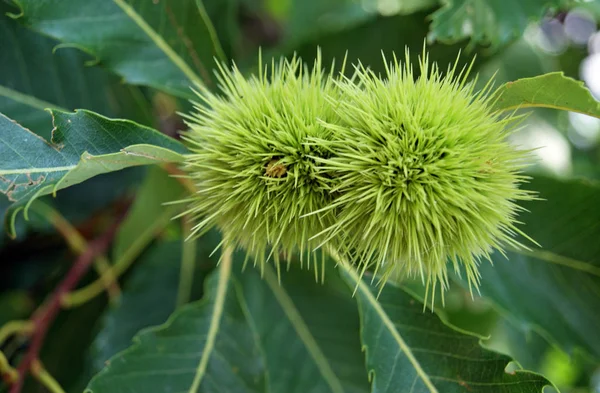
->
492, 72, 600, 118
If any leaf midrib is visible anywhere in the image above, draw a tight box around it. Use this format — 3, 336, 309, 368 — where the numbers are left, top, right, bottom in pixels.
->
498, 103, 600, 119
112, 0, 203, 87
0, 85, 67, 112
263, 266, 344, 393
511, 247, 600, 277
0, 165, 75, 175
337, 258, 439, 393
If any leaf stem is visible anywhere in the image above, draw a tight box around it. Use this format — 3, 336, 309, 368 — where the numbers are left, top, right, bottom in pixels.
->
194, 0, 227, 63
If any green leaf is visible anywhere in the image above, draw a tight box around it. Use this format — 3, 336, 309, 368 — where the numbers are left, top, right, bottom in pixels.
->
32, 297, 107, 393
68, 230, 222, 393
86, 259, 369, 393
236, 262, 369, 393
475, 175, 600, 360
91, 241, 195, 372
430, 0, 568, 47
0, 6, 152, 138
202, 0, 240, 60
0, 110, 187, 210
487, 318, 552, 373
491, 72, 600, 118
12, 0, 227, 98
275, 0, 373, 53
249, 2, 441, 72
339, 263, 552, 393
85, 254, 265, 393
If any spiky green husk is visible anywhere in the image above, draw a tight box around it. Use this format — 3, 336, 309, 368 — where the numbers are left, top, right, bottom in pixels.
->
181, 49, 535, 299
314, 50, 535, 299
181, 53, 342, 272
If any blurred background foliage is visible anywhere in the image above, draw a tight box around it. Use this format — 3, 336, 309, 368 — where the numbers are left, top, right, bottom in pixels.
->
1, 0, 599, 392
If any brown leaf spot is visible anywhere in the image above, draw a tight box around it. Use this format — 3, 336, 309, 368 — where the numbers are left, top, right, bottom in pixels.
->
457, 375, 472, 391
2, 174, 46, 202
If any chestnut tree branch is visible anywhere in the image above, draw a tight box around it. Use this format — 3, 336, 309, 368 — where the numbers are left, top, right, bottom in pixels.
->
8, 212, 125, 393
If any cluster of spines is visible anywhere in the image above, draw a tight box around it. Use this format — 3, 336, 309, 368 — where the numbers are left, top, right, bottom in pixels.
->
309, 50, 535, 302
179, 52, 345, 280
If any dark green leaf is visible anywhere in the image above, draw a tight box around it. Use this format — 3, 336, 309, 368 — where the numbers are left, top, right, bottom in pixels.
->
32, 297, 107, 393
430, 0, 568, 47
86, 257, 266, 393
260, 0, 437, 56
12, 0, 227, 97
91, 242, 190, 372
0, 7, 152, 139
269, 0, 373, 53
291, 11, 487, 78
476, 175, 600, 360
339, 263, 552, 393
90, 228, 223, 372
491, 72, 600, 118
487, 318, 552, 373
236, 262, 369, 393
363, 0, 438, 16
202, 0, 240, 61
0, 110, 187, 211
86, 259, 369, 393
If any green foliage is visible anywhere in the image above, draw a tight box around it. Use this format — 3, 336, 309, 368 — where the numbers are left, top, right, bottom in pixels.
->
476, 175, 600, 359
86, 261, 369, 393
492, 72, 600, 118
340, 264, 551, 392
88, 234, 221, 374
430, 0, 569, 47
113, 167, 186, 260
11, 0, 227, 98
0, 110, 187, 233
1, 1, 599, 393
0, 3, 151, 139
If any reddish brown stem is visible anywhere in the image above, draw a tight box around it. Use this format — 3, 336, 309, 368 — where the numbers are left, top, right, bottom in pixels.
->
9, 215, 124, 393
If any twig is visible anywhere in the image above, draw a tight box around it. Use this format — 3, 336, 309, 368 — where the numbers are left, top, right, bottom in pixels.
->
0, 352, 18, 384
8, 214, 124, 393
31, 201, 121, 302
31, 360, 65, 393
0, 321, 34, 346
61, 204, 178, 308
